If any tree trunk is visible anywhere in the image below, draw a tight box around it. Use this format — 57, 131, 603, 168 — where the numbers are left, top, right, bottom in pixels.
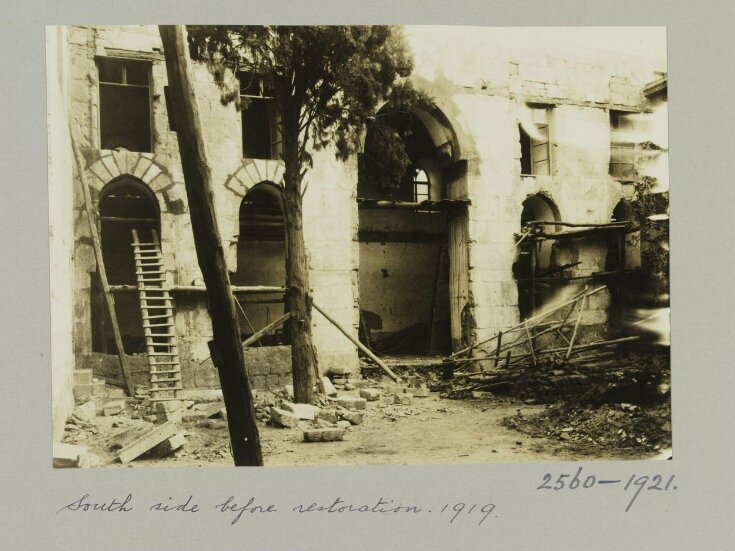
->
159, 25, 263, 466
281, 101, 318, 404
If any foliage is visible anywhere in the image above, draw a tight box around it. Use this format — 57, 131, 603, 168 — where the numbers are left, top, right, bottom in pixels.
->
631, 174, 669, 281
187, 25, 430, 183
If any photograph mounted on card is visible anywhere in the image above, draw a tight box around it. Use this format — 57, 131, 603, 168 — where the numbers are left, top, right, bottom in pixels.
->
48, 24, 670, 469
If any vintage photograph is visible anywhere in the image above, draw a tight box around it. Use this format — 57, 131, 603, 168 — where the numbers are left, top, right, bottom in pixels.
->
48, 25, 670, 468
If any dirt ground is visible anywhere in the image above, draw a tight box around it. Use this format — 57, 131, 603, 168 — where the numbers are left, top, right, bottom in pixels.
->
59, 378, 670, 468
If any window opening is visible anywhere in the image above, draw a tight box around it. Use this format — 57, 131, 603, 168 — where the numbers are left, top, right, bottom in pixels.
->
240, 72, 283, 160
98, 57, 152, 152
520, 106, 550, 176
609, 111, 635, 182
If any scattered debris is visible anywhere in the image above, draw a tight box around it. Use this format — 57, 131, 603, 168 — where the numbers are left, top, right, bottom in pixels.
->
359, 388, 381, 401
117, 421, 179, 463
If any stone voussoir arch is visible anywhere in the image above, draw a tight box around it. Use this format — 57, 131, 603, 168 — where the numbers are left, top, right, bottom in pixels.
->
84, 149, 177, 215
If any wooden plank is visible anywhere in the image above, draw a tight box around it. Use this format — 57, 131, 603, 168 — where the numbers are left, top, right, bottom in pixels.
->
160, 25, 262, 466
69, 127, 134, 396
117, 421, 178, 463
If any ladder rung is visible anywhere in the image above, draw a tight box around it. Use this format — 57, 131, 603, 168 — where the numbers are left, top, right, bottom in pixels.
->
144, 323, 173, 329
142, 314, 171, 320
148, 352, 179, 356
151, 375, 182, 381
132, 242, 160, 247
146, 334, 176, 338
150, 364, 180, 369
151, 385, 183, 392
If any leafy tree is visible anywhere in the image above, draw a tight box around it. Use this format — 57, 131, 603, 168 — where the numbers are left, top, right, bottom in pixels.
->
187, 25, 431, 403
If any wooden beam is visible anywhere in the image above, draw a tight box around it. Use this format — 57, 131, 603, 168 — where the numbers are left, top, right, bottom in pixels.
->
69, 127, 135, 397
312, 302, 400, 383
159, 25, 262, 466
242, 312, 291, 348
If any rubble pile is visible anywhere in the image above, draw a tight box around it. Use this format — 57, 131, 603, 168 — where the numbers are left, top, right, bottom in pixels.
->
501, 401, 671, 452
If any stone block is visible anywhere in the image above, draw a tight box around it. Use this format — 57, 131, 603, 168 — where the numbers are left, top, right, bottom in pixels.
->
316, 409, 338, 423
320, 376, 338, 397
336, 420, 352, 430
281, 402, 321, 420
73, 369, 93, 386
269, 407, 299, 428
359, 388, 381, 401
303, 428, 345, 442
103, 400, 126, 416
339, 410, 364, 426
335, 396, 367, 410
73, 384, 92, 402
315, 418, 335, 429
350, 380, 371, 389
73, 401, 97, 422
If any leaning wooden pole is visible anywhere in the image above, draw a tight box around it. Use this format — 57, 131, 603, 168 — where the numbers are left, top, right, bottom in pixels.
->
69, 127, 135, 397
159, 25, 262, 466
312, 302, 400, 383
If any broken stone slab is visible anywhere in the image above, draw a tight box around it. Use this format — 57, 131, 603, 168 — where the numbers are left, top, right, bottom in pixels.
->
320, 376, 338, 397
393, 394, 413, 406
270, 407, 300, 428
334, 395, 367, 411
338, 410, 364, 426
196, 401, 225, 419
53, 443, 89, 468
103, 399, 126, 416
117, 421, 179, 463
281, 402, 321, 420
344, 383, 356, 390
359, 388, 381, 401
282, 385, 294, 400
350, 380, 371, 389
198, 419, 228, 430
336, 420, 352, 430
473, 391, 494, 399
303, 428, 344, 442
149, 433, 187, 458
73, 401, 97, 422
73, 384, 92, 402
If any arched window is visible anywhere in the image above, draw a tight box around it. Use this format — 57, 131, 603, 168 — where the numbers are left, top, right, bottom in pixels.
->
413, 169, 430, 202
94, 177, 160, 353
232, 183, 288, 344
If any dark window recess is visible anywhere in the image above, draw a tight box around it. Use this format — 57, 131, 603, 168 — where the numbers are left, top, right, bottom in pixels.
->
98, 57, 152, 152
519, 107, 551, 176
240, 72, 282, 160
239, 188, 285, 242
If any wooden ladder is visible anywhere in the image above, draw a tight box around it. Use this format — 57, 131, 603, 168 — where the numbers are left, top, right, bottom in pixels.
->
131, 229, 182, 401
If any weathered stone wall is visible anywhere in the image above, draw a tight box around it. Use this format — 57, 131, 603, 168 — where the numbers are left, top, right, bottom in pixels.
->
67, 25, 359, 385
404, 26, 664, 344
63, 25, 666, 391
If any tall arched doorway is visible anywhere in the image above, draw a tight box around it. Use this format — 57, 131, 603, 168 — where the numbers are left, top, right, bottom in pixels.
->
357, 105, 465, 355
93, 176, 160, 354
515, 194, 564, 320
231, 182, 288, 344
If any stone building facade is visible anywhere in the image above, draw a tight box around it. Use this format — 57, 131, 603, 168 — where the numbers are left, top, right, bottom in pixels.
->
49, 25, 667, 412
